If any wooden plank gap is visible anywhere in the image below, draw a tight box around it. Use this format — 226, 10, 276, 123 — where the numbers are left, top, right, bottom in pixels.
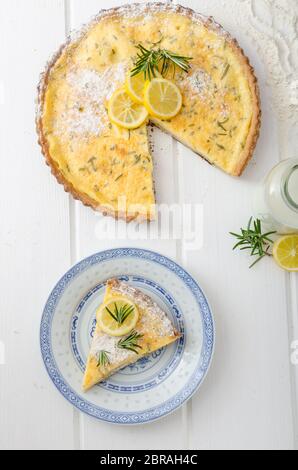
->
64, 0, 71, 36
64, 0, 82, 451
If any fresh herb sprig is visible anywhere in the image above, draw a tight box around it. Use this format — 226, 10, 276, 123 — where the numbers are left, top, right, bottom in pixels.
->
131, 43, 192, 80
230, 217, 276, 268
97, 350, 110, 368
117, 330, 143, 354
106, 302, 135, 325
158, 49, 192, 77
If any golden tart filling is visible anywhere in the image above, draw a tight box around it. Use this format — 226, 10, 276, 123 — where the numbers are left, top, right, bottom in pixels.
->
37, 3, 260, 220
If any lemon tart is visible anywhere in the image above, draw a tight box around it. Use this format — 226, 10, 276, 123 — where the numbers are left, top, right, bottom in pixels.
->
37, 2, 261, 221
82, 279, 180, 391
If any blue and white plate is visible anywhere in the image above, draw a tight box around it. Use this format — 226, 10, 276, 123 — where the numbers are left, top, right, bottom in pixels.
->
40, 248, 214, 424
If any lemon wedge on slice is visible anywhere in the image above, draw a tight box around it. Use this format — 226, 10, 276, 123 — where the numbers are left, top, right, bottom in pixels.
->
273, 234, 298, 271
108, 87, 148, 129
143, 77, 182, 120
97, 298, 139, 336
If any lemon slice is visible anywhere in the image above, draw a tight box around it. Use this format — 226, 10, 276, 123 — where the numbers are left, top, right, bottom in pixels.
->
273, 235, 298, 271
125, 71, 162, 103
125, 72, 147, 104
108, 87, 148, 129
143, 78, 182, 120
97, 298, 139, 336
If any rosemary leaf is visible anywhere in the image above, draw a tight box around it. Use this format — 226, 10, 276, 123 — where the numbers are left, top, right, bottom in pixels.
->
230, 217, 276, 268
97, 350, 110, 368
221, 63, 230, 80
106, 302, 135, 325
117, 330, 143, 354
115, 174, 123, 182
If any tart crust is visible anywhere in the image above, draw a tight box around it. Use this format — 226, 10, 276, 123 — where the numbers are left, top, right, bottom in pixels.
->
37, 2, 261, 221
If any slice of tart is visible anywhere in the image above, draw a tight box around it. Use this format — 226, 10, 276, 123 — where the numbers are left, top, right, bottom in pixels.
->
37, 3, 260, 220
82, 279, 180, 391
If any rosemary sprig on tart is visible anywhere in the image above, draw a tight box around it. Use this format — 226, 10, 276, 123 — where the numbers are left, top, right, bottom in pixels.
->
97, 350, 110, 368
117, 330, 143, 354
131, 43, 192, 80
106, 302, 135, 325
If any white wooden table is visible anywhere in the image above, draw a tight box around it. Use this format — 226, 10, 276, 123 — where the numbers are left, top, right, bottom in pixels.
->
0, 0, 297, 450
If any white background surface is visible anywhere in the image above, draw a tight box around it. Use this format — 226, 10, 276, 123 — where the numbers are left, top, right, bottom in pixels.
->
0, 0, 297, 450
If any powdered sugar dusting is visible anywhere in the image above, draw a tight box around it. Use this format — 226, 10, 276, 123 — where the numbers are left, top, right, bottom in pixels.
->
90, 333, 134, 363
54, 63, 127, 138
181, 67, 231, 117
67, 65, 127, 102
60, 103, 105, 136
182, 68, 214, 102
219, 101, 230, 120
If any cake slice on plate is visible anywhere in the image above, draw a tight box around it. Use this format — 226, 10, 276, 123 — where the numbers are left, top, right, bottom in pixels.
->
83, 279, 180, 391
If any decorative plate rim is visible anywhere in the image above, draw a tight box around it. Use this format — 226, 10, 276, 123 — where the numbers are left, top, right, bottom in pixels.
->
40, 248, 215, 425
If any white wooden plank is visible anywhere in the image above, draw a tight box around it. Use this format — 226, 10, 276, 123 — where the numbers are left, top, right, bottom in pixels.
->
174, 0, 296, 450
0, 0, 74, 450
68, 0, 188, 450
284, 105, 298, 452
286, 122, 298, 451
288, 273, 298, 448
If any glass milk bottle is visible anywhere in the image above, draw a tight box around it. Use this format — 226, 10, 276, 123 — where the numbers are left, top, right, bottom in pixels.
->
253, 158, 298, 234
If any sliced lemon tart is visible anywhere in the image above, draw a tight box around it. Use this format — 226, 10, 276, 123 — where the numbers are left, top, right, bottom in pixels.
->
82, 279, 180, 391
37, 3, 260, 221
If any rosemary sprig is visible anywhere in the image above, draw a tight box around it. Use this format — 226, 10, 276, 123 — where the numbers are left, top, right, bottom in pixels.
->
217, 118, 229, 132
131, 43, 192, 80
117, 330, 143, 354
230, 217, 276, 268
131, 44, 158, 80
106, 302, 135, 325
221, 63, 230, 80
97, 350, 110, 368
159, 49, 192, 76
114, 173, 123, 182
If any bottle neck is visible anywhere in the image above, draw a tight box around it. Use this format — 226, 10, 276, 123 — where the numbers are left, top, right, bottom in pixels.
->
282, 164, 298, 212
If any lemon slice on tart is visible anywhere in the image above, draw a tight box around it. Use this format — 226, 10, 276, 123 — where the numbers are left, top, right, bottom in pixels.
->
273, 235, 298, 271
125, 72, 147, 104
108, 88, 148, 129
126, 70, 162, 104
144, 78, 182, 120
97, 298, 139, 337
